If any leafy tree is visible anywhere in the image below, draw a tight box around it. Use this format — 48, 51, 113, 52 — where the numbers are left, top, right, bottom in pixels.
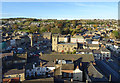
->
41, 27, 47, 32
72, 50, 76, 54
112, 31, 119, 38
71, 30, 76, 36
51, 28, 61, 34
13, 24, 18, 30
88, 27, 92, 31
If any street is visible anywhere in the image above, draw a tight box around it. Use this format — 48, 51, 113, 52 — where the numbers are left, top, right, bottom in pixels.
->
96, 60, 120, 82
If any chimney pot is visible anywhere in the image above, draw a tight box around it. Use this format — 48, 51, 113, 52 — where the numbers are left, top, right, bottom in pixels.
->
76, 66, 79, 69
80, 63, 82, 66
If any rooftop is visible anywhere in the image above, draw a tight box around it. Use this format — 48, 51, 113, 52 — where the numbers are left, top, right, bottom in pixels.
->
58, 43, 77, 45
87, 63, 107, 81
77, 49, 92, 52
4, 69, 25, 75
39, 54, 95, 62
88, 44, 99, 47
100, 48, 110, 52
93, 50, 101, 54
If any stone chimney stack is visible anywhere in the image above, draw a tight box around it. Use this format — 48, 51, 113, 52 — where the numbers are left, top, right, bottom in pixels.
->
40, 52, 42, 56
54, 59, 56, 64
93, 62, 96, 65
60, 60, 62, 65
40, 62, 42, 67
72, 58, 74, 63
80, 62, 82, 67
11, 50, 14, 55
76, 65, 79, 69
109, 74, 111, 82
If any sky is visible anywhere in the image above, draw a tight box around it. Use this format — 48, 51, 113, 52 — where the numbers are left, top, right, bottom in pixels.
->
1, 2, 118, 19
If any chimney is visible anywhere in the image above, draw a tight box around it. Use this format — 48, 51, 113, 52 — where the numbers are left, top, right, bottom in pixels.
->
80, 63, 82, 67
11, 51, 14, 55
93, 62, 96, 65
70, 78, 73, 82
25, 52, 28, 59
54, 59, 56, 64
40, 62, 42, 67
60, 60, 62, 65
72, 58, 74, 63
86, 80, 88, 83
33, 64, 35, 68
76, 65, 79, 69
109, 74, 111, 82
40, 52, 42, 56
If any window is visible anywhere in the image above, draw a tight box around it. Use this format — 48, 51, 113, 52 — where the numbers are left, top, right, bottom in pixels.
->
69, 73, 71, 77
66, 73, 69, 77
64, 73, 66, 77
71, 73, 73, 77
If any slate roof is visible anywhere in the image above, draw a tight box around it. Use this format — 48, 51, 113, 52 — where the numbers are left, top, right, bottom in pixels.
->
3, 55, 27, 61
87, 63, 107, 81
4, 69, 25, 75
1, 52, 13, 58
88, 44, 99, 47
39, 54, 95, 62
93, 50, 101, 54
22, 77, 54, 82
77, 49, 92, 52
43, 61, 55, 67
100, 48, 110, 52
62, 64, 74, 70
54, 62, 89, 76
58, 43, 77, 45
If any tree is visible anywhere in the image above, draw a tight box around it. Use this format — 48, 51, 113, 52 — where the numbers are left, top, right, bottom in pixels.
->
46, 25, 51, 32
51, 28, 61, 34
13, 24, 18, 30
63, 28, 70, 34
71, 30, 76, 36
29, 25, 39, 33
112, 31, 119, 38
41, 27, 47, 32
88, 27, 92, 31
72, 50, 76, 54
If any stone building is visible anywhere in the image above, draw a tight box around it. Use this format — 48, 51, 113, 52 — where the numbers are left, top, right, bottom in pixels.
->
52, 34, 78, 52
3, 69, 25, 81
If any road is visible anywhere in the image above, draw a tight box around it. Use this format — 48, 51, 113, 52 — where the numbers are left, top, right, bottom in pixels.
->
104, 60, 120, 74
96, 60, 120, 82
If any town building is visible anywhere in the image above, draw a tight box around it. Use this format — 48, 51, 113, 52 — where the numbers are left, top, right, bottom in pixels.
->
52, 34, 78, 52
101, 48, 111, 60
93, 50, 101, 60
3, 69, 25, 81
71, 34, 84, 43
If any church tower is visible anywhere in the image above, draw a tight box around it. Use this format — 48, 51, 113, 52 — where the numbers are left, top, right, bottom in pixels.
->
52, 34, 58, 51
